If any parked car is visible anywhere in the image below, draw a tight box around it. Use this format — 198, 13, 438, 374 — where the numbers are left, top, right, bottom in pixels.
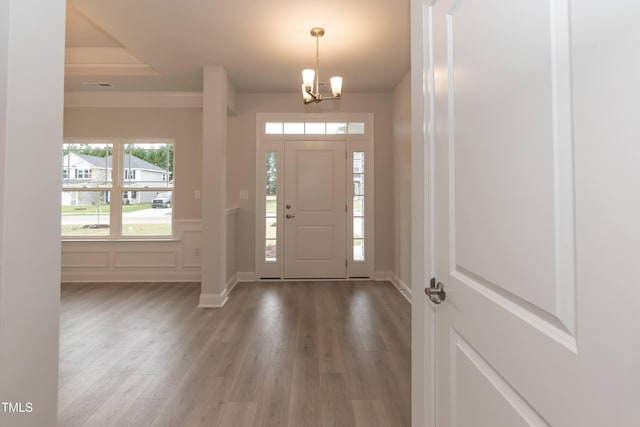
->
152, 192, 172, 208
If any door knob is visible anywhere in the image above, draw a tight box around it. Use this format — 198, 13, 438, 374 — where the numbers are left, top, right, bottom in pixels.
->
285, 214, 296, 219
425, 278, 446, 304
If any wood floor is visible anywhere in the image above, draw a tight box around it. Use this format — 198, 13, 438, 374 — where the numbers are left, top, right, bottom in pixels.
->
58, 281, 411, 427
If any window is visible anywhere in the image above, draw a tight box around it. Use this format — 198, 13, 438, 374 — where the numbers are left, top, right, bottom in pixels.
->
75, 169, 92, 179
61, 140, 174, 238
122, 191, 138, 202
124, 169, 136, 180
265, 151, 278, 262
265, 121, 365, 135
353, 152, 365, 261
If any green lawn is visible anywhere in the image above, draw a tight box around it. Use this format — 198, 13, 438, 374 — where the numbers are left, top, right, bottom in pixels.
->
61, 203, 153, 215
61, 204, 110, 214
121, 223, 172, 236
266, 198, 277, 215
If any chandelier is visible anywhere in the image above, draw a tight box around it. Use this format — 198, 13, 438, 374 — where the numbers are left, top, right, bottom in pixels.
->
301, 27, 343, 104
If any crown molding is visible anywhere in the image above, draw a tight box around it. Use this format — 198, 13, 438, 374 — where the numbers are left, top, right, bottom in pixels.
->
64, 91, 204, 108
65, 47, 158, 76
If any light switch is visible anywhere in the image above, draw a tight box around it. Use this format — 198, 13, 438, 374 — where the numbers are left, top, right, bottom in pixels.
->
194, 190, 201, 200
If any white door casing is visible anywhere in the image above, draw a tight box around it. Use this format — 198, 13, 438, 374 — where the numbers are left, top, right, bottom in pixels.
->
255, 114, 375, 280
411, 2, 436, 426
284, 141, 347, 278
412, 0, 640, 426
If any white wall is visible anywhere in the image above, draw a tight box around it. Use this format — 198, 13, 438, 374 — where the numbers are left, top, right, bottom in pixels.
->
228, 92, 394, 274
392, 73, 412, 291
0, 0, 65, 425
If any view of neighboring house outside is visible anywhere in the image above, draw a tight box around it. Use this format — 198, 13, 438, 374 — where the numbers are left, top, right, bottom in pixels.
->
121, 153, 171, 204
62, 140, 175, 238
61, 152, 170, 206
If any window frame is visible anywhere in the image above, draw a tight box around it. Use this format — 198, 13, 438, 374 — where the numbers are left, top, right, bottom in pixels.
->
61, 138, 175, 240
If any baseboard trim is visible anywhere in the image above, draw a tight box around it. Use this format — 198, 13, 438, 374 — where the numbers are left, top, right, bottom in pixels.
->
374, 270, 412, 303
198, 292, 228, 308
198, 273, 239, 308
390, 273, 412, 304
374, 270, 393, 281
226, 273, 239, 295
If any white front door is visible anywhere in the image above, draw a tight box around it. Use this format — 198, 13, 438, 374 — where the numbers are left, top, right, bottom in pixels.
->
283, 141, 346, 278
414, 0, 640, 425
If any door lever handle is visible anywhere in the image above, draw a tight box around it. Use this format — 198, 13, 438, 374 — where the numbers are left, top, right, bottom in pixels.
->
425, 279, 446, 304
285, 214, 296, 219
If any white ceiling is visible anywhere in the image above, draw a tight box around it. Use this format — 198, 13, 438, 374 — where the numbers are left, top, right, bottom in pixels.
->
65, 0, 410, 93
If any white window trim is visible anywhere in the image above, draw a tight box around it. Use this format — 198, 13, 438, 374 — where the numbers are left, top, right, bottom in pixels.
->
62, 138, 175, 240
255, 113, 375, 279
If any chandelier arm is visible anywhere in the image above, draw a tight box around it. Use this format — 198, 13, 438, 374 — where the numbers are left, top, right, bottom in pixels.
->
305, 87, 318, 101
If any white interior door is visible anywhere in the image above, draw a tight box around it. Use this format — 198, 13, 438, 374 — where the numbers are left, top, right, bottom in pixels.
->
284, 141, 346, 278
422, 0, 640, 426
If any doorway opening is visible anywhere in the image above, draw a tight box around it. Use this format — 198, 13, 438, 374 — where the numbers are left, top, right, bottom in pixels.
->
255, 114, 374, 279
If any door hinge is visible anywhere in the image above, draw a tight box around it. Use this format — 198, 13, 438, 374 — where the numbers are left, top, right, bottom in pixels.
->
345, 204, 347, 213
345, 259, 348, 268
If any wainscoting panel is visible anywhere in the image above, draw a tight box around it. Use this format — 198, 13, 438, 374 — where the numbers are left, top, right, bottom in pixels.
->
61, 251, 109, 268
61, 210, 238, 283
113, 250, 178, 268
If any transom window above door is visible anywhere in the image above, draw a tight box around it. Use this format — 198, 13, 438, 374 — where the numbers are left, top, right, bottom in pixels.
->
264, 121, 366, 135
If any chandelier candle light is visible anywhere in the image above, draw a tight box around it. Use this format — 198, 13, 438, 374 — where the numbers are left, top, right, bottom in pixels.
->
301, 27, 343, 104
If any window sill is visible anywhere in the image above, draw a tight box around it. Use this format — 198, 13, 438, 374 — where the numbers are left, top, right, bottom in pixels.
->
62, 238, 180, 243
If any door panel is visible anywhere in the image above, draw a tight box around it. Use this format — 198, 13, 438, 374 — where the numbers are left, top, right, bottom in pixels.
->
453, 332, 545, 427
415, 0, 640, 425
431, 0, 581, 425
294, 150, 335, 210
284, 141, 346, 278
295, 225, 335, 260
447, 0, 574, 329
